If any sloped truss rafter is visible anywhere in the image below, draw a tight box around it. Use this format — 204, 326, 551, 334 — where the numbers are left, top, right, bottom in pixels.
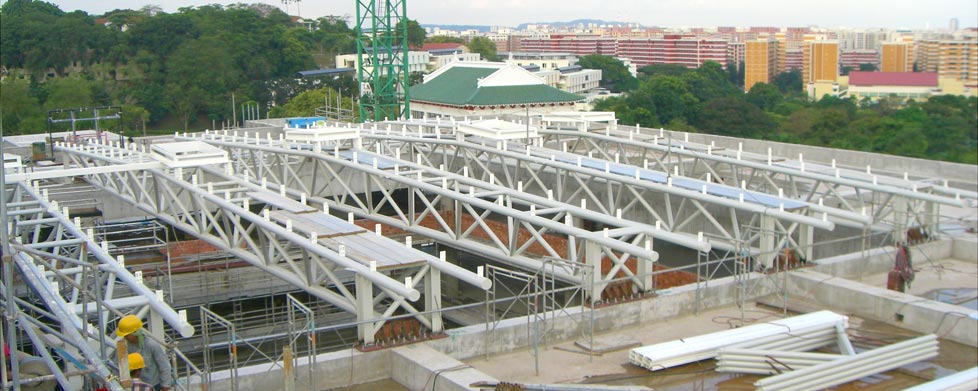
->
539, 128, 973, 242
54, 142, 456, 343
356, 132, 836, 258
179, 133, 660, 297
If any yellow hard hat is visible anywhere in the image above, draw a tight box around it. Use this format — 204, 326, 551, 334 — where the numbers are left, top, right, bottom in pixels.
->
117, 315, 143, 337
128, 352, 145, 371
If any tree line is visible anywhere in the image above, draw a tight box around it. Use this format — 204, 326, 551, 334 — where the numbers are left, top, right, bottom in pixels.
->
0, 0, 356, 134
585, 56, 977, 164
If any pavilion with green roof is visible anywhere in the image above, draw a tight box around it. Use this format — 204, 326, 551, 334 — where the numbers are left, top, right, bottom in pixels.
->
408, 62, 584, 118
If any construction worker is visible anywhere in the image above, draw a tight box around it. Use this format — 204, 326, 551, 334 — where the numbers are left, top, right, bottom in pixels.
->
128, 353, 155, 391
117, 315, 172, 391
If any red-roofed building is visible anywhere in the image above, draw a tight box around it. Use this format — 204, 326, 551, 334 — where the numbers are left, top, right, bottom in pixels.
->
847, 71, 940, 102
414, 43, 466, 52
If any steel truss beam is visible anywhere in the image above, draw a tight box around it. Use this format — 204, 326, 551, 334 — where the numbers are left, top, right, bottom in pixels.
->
538, 127, 973, 242
55, 141, 490, 344
179, 132, 660, 298
356, 131, 841, 259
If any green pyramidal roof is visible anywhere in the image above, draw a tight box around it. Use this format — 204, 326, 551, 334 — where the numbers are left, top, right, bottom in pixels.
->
410, 66, 584, 107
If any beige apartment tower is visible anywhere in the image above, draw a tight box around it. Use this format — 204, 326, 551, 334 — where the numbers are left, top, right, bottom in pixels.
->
803, 40, 839, 84
745, 39, 780, 92
881, 41, 914, 72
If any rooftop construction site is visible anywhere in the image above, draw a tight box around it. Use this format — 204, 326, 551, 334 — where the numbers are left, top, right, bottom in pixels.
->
1, 1, 977, 390
1, 111, 976, 391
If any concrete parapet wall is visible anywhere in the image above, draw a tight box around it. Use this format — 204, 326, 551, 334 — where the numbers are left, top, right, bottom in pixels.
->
788, 269, 978, 347
678, 131, 978, 191
391, 344, 495, 391
188, 348, 391, 391
952, 235, 978, 263
811, 240, 952, 278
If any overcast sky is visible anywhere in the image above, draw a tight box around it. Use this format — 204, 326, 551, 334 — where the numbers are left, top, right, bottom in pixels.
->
38, 0, 978, 30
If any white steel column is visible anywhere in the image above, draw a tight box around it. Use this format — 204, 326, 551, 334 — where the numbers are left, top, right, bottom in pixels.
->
798, 218, 814, 262
893, 196, 908, 243
585, 241, 603, 300
425, 267, 443, 334
355, 274, 376, 344
759, 215, 776, 269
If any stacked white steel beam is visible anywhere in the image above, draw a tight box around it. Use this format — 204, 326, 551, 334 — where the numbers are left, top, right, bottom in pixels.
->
629, 311, 847, 371
754, 334, 939, 391
716, 349, 842, 375
902, 366, 978, 391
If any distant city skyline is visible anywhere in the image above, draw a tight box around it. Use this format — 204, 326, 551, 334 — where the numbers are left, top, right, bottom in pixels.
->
32, 0, 978, 30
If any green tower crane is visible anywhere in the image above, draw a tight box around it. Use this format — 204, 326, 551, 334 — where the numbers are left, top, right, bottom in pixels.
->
355, 0, 410, 122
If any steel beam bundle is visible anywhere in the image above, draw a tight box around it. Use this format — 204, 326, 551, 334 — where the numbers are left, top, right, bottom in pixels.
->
628, 310, 848, 371
753, 334, 939, 391
902, 366, 978, 391
715, 349, 842, 375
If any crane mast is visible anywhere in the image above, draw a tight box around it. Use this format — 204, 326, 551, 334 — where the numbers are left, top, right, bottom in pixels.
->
355, 0, 410, 122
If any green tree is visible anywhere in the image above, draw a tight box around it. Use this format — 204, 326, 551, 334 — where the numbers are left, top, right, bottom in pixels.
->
44, 76, 94, 110
269, 86, 355, 119
395, 18, 426, 48
165, 37, 240, 130
122, 104, 150, 136
577, 55, 638, 92
642, 75, 698, 125
0, 79, 45, 133
695, 97, 776, 138
746, 83, 783, 111
682, 62, 739, 103
773, 69, 803, 94
638, 64, 691, 78
727, 61, 745, 87
466, 36, 499, 61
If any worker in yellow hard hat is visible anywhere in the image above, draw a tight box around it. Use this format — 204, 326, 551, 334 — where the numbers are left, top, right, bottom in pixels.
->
128, 353, 155, 391
117, 315, 172, 391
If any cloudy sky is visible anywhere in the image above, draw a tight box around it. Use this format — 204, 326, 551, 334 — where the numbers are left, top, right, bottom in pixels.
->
40, 0, 978, 29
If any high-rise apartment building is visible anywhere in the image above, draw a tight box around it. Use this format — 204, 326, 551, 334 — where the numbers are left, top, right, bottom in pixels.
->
727, 42, 745, 69
617, 36, 728, 68
918, 38, 978, 87
840, 49, 880, 70
803, 39, 839, 84
521, 34, 727, 68
520, 35, 618, 56
745, 39, 780, 92
881, 42, 913, 72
